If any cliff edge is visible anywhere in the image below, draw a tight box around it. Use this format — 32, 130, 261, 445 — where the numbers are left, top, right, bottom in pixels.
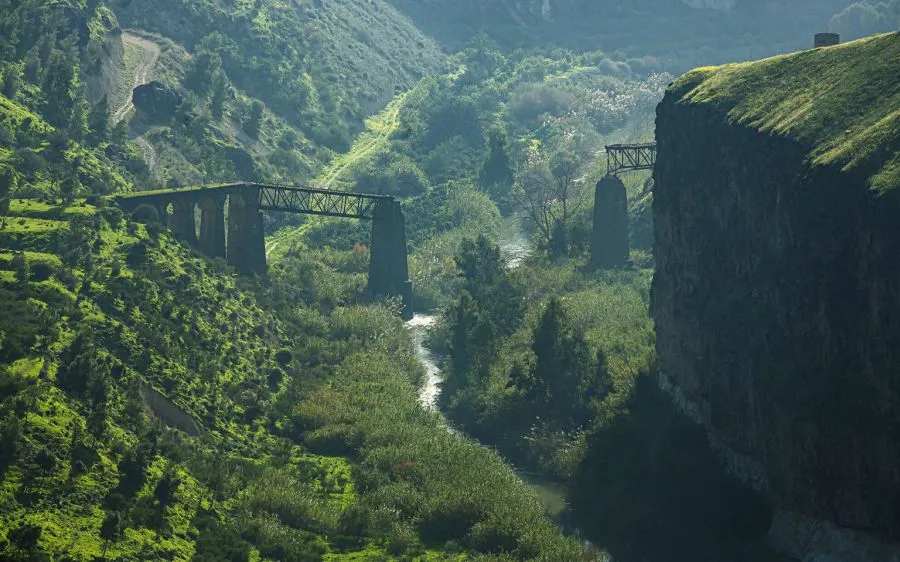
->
652, 32, 900, 558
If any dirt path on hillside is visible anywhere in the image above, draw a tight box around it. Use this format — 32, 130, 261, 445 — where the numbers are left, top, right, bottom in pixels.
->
265, 241, 278, 261
113, 32, 161, 124
318, 134, 382, 188
316, 92, 408, 189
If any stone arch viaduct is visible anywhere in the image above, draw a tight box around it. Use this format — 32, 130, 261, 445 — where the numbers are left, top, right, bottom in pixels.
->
115, 183, 413, 319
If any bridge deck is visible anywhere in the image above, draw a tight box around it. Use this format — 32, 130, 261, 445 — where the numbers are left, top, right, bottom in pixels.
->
115, 182, 394, 220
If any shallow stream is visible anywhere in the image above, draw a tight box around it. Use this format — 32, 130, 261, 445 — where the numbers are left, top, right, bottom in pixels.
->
404, 218, 586, 541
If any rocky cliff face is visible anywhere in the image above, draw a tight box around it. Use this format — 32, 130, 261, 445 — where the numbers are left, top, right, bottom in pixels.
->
652, 32, 900, 550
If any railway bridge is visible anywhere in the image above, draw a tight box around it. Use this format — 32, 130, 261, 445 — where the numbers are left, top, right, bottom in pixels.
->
116, 183, 413, 318
592, 143, 656, 269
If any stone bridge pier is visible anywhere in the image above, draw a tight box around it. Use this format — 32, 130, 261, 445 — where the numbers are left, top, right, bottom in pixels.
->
369, 199, 413, 319
198, 194, 226, 259
591, 175, 629, 269
171, 199, 198, 246
225, 187, 266, 276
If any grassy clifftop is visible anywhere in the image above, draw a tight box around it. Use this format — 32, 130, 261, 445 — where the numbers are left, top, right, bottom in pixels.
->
670, 32, 900, 193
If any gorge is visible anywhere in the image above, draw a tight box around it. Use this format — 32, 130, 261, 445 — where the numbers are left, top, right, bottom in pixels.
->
1, 1, 899, 560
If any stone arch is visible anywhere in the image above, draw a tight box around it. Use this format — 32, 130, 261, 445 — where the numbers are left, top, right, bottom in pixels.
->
131, 203, 161, 223
163, 201, 175, 227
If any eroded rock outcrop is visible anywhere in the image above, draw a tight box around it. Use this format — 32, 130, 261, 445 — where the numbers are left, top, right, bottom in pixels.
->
132, 81, 182, 122
652, 32, 900, 557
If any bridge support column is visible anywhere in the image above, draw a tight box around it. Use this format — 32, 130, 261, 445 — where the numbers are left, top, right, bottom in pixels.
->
198, 195, 226, 259
227, 187, 267, 277
591, 175, 629, 269
369, 199, 413, 319
155, 203, 168, 226
171, 199, 198, 246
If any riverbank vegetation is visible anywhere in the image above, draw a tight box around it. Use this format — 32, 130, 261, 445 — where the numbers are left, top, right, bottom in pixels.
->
0, 196, 589, 559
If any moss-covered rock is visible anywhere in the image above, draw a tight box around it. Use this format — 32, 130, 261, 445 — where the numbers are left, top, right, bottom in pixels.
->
653, 31, 900, 555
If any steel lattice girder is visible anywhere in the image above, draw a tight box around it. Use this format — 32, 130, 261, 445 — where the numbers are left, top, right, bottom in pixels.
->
118, 183, 394, 220
256, 185, 389, 219
605, 143, 657, 175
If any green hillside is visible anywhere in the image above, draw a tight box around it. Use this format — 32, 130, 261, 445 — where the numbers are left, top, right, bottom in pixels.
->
110, 0, 448, 151
4, 0, 896, 560
0, 197, 588, 559
671, 32, 900, 193
0, 94, 131, 197
0, 0, 449, 192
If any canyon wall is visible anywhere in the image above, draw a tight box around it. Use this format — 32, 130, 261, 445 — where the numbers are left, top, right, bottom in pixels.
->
652, 32, 900, 555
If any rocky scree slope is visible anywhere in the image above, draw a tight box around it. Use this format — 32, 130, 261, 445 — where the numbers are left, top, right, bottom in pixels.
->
110, 0, 447, 148
652, 31, 900, 548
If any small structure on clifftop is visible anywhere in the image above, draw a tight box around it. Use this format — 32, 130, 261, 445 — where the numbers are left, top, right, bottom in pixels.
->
590, 175, 629, 269
814, 33, 840, 47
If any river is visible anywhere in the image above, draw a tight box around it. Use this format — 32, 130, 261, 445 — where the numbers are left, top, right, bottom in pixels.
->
404, 217, 584, 540
406, 310, 583, 539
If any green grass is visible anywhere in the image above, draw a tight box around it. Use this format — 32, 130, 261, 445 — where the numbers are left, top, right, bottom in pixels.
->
0, 217, 69, 234
0, 196, 586, 559
315, 91, 411, 190
0, 93, 132, 197
0, 251, 63, 270
0, 96, 52, 136
672, 32, 900, 192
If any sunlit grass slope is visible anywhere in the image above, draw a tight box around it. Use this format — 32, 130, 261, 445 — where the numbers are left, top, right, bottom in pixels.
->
0, 196, 585, 560
0, 95, 131, 196
671, 32, 900, 193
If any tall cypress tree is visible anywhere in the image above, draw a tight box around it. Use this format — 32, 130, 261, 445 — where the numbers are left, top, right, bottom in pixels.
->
479, 127, 514, 197
531, 298, 591, 426
88, 95, 110, 145
41, 51, 75, 128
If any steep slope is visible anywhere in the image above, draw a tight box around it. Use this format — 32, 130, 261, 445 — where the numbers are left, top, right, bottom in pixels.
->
0, 196, 589, 559
653, 32, 900, 560
2, 0, 449, 191
0, 95, 131, 196
109, 0, 447, 149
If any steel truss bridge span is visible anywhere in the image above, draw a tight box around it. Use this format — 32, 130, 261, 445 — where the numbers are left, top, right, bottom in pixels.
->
605, 143, 657, 176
